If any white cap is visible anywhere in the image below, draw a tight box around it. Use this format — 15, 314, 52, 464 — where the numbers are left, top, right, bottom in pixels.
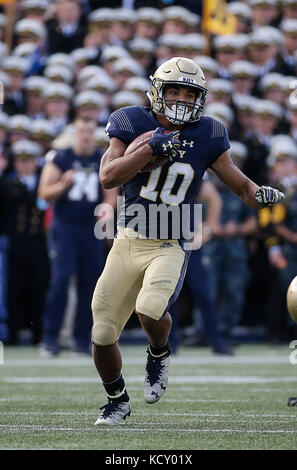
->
13, 42, 37, 58
114, 8, 135, 24
24, 75, 49, 94
261, 26, 283, 45
229, 60, 259, 78
100, 45, 130, 63
136, 7, 163, 25
254, 99, 282, 118
43, 82, 74, 101
78, 65, 108, 83
178, 34, 207, 52
157, 33, 183, 48
85, 74, 117, 94
21, 0, 49, 12
124, 76, 150, 94
227, 2, 252, 20
128, 38, 155, 54
233, 94, 260, 111
3, 56, 29, 74
9, 115, 32, 133
208, 78, 233, 95
249, 27, 283, 46
213, 34, 244, 51
74, 90, 106, 109
88, 8, 115, 25
259, 73, 287, 91
31, 119, 56, 139
46, 53, 75, 71
113, 57, 144, 77
15, 18, 47, 39
71, 47, 98, 64
163, 6, 196, 26
112, 90, 143, 108
281, 19, 297, 35
44, 65, 73, 84
193, 56, 219, 75
205, 102, 234, 125
12, 139, 43, 158
229, 141, 248, 160
268, 135, 297, 163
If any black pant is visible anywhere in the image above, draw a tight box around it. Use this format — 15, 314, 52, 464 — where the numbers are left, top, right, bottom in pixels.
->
7, 239, 49, 344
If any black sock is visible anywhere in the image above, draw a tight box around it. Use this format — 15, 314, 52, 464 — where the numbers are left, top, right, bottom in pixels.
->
148, 341, 170, 358
102, 374, 129, 401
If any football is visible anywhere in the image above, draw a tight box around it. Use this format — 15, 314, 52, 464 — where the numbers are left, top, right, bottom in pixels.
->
287, 275, 297, 323
124, 130, 171, 172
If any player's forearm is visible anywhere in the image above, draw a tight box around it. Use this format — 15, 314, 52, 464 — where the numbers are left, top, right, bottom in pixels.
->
236, 179, 262, 209
100, 144, 153, 189
38, 181, 68, 202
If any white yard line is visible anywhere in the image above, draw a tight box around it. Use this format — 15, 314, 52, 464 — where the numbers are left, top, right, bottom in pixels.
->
0, 355, 292, 367
0, 411, 296, 418
2, 376, 296, 384
0, 424, 295, 434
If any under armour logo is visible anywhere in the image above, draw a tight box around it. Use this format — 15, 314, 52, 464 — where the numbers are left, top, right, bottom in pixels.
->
162, 141, 174, 151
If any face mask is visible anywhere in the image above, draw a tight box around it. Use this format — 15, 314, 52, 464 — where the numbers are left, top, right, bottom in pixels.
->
164, 102, 193, 124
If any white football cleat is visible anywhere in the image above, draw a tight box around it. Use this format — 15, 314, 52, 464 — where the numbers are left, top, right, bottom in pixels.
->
144, 346, 171, 404
94, 399, 131, 425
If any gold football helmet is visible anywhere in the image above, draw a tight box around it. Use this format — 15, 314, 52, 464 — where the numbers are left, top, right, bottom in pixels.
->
287, 275, 297, 324
147, 57, 208, 124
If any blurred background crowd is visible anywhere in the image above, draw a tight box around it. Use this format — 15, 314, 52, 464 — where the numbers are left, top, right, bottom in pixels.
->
0, 0, 297, 355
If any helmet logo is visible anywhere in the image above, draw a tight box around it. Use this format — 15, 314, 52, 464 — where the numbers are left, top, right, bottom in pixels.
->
178, 77, 197, 85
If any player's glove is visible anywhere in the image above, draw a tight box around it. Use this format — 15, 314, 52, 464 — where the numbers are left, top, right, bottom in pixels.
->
254, 186, 285, 207
148, 127, 180, 161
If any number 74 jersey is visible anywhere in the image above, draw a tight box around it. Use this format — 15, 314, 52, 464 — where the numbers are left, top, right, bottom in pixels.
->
106, 105, 230, 240
45, 147, 102, 224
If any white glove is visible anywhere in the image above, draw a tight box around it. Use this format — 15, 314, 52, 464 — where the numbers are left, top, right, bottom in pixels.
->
255, 186, 285, 206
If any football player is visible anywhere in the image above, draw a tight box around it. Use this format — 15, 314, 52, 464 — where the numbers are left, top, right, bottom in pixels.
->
91, 57, 284, 425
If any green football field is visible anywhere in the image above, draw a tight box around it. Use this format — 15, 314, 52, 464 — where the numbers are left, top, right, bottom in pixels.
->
1, 343, 297, 450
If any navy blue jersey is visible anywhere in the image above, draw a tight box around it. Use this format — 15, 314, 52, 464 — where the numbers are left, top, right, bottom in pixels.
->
106, 106, 230, 239
47, 147, 102, 224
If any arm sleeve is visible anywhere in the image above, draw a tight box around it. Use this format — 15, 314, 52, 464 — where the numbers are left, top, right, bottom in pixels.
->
105, 108, 136, 145
208, 119, 231, 164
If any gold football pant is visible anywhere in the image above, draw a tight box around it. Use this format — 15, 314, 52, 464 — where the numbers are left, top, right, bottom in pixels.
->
91, 227, 190, 346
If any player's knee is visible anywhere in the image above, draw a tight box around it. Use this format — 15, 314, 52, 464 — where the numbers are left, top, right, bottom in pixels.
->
91, 301, 117, 346
136, 291, 169, 321
91, 321, 117, 346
